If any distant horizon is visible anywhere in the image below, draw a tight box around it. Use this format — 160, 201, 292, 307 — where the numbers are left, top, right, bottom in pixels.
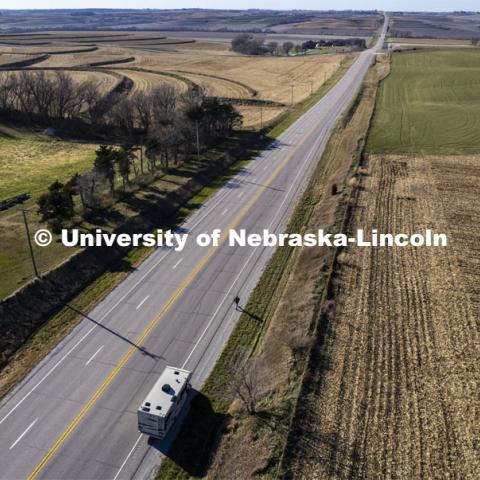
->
1, 7, 480, 12
1, 1, 479, 14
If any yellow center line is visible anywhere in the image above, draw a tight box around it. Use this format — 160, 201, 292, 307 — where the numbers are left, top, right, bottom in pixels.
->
26, 129, 313, 479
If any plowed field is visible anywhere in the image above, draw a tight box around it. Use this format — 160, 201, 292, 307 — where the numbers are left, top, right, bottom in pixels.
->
285, 154, 480, 479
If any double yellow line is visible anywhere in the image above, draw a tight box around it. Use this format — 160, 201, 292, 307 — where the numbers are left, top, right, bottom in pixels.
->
27, 136, 302, 480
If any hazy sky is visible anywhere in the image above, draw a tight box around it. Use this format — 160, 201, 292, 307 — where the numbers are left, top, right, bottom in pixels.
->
4, 1, 479, 11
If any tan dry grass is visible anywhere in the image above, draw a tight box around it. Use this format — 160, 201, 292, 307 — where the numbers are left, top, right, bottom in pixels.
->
236, 105, 285, 128
217, 55, 341, 105
173, 41, 231, 54
174, 71, 250, 98
129, 50, 345, 126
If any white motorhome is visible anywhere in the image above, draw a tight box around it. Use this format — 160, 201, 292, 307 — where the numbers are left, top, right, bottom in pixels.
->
137, 366, 192, 439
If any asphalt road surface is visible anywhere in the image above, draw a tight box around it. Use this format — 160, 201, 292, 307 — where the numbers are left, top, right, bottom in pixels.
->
0, 18, 387, 480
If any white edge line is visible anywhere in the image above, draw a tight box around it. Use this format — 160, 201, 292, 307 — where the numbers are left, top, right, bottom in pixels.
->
112, 433, 143, 480
172, 258, 183, 269
85, 345, 104, 366
9, 418, 38, 450
135, 295, 150, 310
181, 242, 258, 369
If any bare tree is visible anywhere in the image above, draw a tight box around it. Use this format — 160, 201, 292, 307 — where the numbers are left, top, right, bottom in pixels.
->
151, 85, 177, 126
267, 41, 278, 55
234, 360, 261, 415
131, 91, 152, 132
282, 41, 294, 55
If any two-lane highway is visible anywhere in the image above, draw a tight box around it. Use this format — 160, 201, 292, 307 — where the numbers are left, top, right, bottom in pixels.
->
0, 18, 387, 480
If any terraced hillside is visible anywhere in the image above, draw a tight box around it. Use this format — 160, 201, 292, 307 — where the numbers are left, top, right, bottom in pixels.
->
0, 31, 348, 128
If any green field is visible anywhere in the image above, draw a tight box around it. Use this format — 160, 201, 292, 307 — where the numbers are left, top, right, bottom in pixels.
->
0, 125, 98, 201
367, 49, 480, 154
0, 126, 98, 298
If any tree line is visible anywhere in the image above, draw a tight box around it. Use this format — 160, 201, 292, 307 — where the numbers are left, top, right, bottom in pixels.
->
231, 34, 366, 57
231, 33, 293, 55
18, 71, 243, 230
301, 37, 367, 50
0, 70, 135, 132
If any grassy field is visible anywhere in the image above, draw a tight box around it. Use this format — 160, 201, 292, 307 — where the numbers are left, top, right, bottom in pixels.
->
367, 49, 480, 154
388, 37, 474, 46
0, 131, 246, 299
0, 125, 98, 200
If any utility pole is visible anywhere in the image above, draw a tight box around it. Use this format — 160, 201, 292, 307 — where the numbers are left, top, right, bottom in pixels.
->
195, 120, 200, 163
290, 84, 294, 105
22, 209, 39, 278
260, 104, 263, 130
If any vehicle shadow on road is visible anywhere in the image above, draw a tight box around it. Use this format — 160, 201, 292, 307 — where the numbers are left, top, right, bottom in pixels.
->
65, 304, 164, 360
148, 388, 225, 477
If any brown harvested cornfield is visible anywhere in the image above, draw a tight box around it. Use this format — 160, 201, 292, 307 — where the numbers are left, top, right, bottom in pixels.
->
113, 69, 187, 95
284, 154, 480, 479
0, 53, 39, 66
38, 47, 128, 67
0, 30, 347, 127
131, 51, 344, 104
